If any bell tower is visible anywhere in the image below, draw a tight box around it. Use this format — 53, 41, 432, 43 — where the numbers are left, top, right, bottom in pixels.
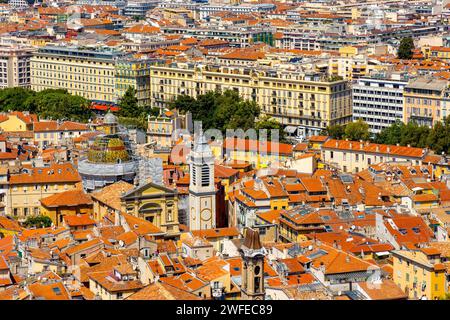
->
188, 133, 216, 231
239, 228, 265, 300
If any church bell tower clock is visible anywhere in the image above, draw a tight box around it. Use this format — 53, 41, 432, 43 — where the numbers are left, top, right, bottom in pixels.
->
239, 228, 266, 300
188, 133, 216, 231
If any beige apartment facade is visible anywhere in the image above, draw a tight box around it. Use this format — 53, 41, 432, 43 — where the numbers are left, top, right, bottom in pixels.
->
321, 139, 427, 173
31, 46, 120, 104
149, 63, 352, 137
0, 45, 33, 88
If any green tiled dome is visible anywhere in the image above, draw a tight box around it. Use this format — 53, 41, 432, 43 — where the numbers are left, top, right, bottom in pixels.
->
87, 134, 130, 163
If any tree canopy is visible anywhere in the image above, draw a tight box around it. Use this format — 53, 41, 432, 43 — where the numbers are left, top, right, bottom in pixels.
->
171, 90, 261, 133
118, 86, 139, 118
344, 119, 371, 141
323, 120, 371, 141
0, 87, 92, 122
254, 115, 287, 142
375, 118, 450, 154
23, 215, 53, 228
397, 37, 415, 59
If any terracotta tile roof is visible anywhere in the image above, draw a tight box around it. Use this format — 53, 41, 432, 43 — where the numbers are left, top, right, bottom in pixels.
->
191, 227, 240, 239
116, 231, 138, 246
293, 143, 308, 151
266, 273, 316, 287
299, 177, 327, 193
194, 256, 229, 282
122, 213, 164, 236
127, 282, 202, 300
123, 24, 160, 34
63, 214, 96, 227
0, 216, 21, 232
358, 280, 407, 300
0, 111, 38, 125
383, 215, 434, 247
9, 163, 80, 185
40, 189, 92, 208
257, 209, 282, 224
63, 238, 103, 256
90, 181, 134, 211
224, 137, 293, 155
412, 193, 438, 202
33, 121, 58, 132
0, 285, 29, 300
309, 135, 329, 143
214, 164, 239, 178
309, 243, 377, 275
88, 270, 143, 292
28, 282, 70, 300
57, 121, 89, 131
160, 273, 208, 293
19, 226, 68, 242
322, 139, 426, 158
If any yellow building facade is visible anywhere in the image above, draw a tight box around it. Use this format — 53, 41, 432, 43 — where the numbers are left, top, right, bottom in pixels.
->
31, 46, 119, 103
40, 189, 93, 226
120, 182, 180, 238
149, 63, 353, 136
403, 77, 448, 127
392, 250, 446, 300
0, 112, 35, 132
6, 163, 81, 221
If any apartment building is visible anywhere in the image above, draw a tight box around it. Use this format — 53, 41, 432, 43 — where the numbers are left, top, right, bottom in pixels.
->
31, 46, 123, 104
123, 0, 159, 17
160, 26, 274, 47
321, 139, 427, 173
0, 45, 33, 88
198, 4, 276, 20
115, 58, 153, 106
403, 77, 448, 127
353, 75, 408, 134
6, 162, 81, 220
150, 63, 352, 137
392, 249, 446, 300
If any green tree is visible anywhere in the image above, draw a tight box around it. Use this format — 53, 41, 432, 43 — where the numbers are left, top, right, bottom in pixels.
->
171, 89, 260, 133
398, 37, 415, 59
375, 120, 403, 145
255, 115, 287, 142
325, 124, 345, 139
23, 215, 53, 228
0, 87, 36, 112
32, 89, 91, 122
118, 86, 140, 118
427, 117, 450, 154
344, 119, 371, 141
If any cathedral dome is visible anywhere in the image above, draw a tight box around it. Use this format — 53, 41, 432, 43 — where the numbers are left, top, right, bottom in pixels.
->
87, 134, 130, 163
103, 111, 118, 125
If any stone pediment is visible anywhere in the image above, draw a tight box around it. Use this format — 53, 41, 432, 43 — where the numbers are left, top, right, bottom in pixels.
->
121, 182, 177, 200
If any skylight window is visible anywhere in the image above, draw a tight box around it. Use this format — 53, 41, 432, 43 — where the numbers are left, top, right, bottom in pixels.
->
52, 287, 62, 295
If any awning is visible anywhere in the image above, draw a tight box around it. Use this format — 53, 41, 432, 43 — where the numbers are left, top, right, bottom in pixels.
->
284, 126, 298, 134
